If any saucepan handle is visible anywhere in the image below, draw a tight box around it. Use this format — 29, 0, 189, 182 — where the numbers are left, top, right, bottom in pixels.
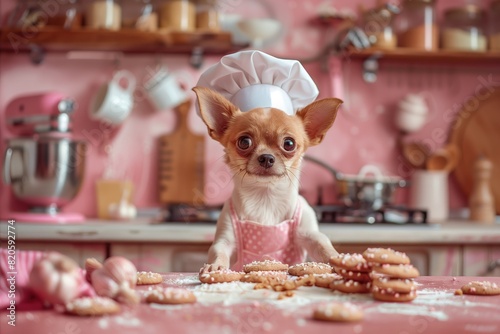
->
303, 155, 342, 180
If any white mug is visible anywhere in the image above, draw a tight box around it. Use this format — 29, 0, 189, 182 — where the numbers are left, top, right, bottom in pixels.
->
90, 70, 136, 125
409, 170, 449, 223
144, 68, 187, 110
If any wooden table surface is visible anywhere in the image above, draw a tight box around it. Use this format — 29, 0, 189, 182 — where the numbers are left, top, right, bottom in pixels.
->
2, 274, 500, 334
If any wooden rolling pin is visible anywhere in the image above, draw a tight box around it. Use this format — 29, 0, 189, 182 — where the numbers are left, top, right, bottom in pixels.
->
469, 156, 495, 224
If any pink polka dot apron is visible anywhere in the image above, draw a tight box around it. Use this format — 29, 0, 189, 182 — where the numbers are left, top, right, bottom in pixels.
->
229, 200, 306, 271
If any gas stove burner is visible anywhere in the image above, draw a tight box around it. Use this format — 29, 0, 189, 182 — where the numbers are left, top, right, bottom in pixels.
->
314, 205, 428, 225
166, 204, 222, 223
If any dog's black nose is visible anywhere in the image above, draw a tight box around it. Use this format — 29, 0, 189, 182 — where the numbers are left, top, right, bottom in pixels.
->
258, 154, 275, 169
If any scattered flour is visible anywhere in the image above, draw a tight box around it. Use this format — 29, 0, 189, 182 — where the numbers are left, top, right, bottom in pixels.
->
365, 303, 449, 321
97, 313, 142, 329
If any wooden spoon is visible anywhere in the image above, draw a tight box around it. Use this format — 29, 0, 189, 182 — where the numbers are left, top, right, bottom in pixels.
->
402, 141, 431, 169
426, 144, 460, 172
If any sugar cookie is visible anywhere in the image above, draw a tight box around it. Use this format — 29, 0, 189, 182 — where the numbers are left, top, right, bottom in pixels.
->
145, 287, 196, 304
372, 287, 417, 302
334, 268, 372, 282
288, 262, 332, 276
362, 248, 410, 265
137, 271, 163, 285
330, 279, 371, 294
312, 303, 363, 322
460, 281, 500, 296
65, 297, 121, 316
243, 260, 288, 273
330, 253, 371, 272
199, 269, 244, 284
372, 277, 416, 294
372, 264, 420, 279
240, 270, 287, 284
314, 273, 343, 289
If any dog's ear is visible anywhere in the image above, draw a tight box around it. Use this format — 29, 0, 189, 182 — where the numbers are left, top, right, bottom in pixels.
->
192, 86, 239, 141
296, 98, 342, 146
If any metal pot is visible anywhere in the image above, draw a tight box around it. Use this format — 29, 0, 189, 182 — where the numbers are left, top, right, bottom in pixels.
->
304, 155, 408, 210
3, 136, 87, 213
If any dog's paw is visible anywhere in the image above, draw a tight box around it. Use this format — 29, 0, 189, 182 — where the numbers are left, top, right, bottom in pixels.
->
199, 263, 228, 274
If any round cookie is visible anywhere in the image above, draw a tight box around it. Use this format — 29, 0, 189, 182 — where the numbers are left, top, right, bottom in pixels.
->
288, 262, 332, 276
334, 268, 372, 282
460, 281, 500, 296
243, 260, 288, 273
199, 269, 244, 284
362, 248, 410, 265
372, 277, 416, 294
240, 270, 287, 284
330, 280, 372, 294
372, 264, 420, 279
137, 271, 163, 285
66, 297, 121, 316
330, 253, 372, 272
312, 303, 363, 322
372, 287, 417, 302
314, 273, 343, 289
146, 288, 196, 304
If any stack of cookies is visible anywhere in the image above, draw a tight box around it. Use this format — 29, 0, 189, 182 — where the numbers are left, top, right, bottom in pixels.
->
362, 248, 419, 302
240, 259, 289, 285
329, 253, 373, 294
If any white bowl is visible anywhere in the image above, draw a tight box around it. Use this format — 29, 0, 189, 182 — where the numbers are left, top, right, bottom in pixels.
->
237, 18, 282, 47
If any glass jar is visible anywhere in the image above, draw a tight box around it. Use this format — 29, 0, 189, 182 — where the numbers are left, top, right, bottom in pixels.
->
442, 5, 487, 51
396, 0, 438, 50
160, 0, 196, 32
490, 0, 500, 51
86, 0, 122, 31
122, 0, 158, 31
196, 0, 219, 31
362, 4, 399, 49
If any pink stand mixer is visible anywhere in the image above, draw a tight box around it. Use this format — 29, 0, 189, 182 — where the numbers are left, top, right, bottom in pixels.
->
2, 92, 87, 223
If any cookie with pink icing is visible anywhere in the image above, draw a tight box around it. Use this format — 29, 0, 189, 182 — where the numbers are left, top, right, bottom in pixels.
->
66, 296, 121, 316
199, 269, 244, 284
460, 281, 500, 296
362, 248, 410, 265
372, 287, 417, 302
330, 253, 372, 272
288, 262, 332, 276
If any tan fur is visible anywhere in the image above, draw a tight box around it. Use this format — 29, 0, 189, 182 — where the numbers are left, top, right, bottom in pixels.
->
193, 86, 342, 272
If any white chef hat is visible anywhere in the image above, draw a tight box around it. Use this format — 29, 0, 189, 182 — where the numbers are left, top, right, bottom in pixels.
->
196, 50, 319, 115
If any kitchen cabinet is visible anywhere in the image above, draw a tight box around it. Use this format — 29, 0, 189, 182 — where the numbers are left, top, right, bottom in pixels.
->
462, 245, 500, 276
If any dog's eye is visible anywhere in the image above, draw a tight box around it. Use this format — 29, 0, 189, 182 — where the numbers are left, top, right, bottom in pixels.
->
283, 137, 296, 151
237, 136, 252, 150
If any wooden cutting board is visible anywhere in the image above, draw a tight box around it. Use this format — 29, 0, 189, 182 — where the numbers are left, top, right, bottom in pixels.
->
158, 100, 205, 205
449, 87, 500, 214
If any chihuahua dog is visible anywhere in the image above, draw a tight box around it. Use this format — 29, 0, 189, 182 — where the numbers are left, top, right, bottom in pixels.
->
193, 87, 342, 273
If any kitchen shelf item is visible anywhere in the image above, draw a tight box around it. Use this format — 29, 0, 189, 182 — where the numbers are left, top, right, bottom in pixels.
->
442, 5, 487, 52
0, 28, 246, 66
237, 18, 282, 48
158, 99, 205, 206
450, 87, 500, 214
304, 155, 408, 210
196, 0, 220, 32
362, 3, 399, 49
490, 0, 500, 51
468, 156, 495, 224
396, 0, 438, 51
86, 0, 122, 31
401, 141, 431, 170
426, 144, 459, 172
160, 0, 196, 32
409, 170, 449, 223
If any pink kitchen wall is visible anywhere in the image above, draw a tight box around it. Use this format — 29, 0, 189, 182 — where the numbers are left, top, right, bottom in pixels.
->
1, 0, 496, 219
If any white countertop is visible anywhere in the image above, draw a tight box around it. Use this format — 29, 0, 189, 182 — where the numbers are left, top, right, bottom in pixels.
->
1, 220, 500, 244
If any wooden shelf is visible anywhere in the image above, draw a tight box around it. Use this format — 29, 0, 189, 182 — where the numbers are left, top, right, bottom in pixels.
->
0, 27, 247, 55
346, 47, 500, 63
